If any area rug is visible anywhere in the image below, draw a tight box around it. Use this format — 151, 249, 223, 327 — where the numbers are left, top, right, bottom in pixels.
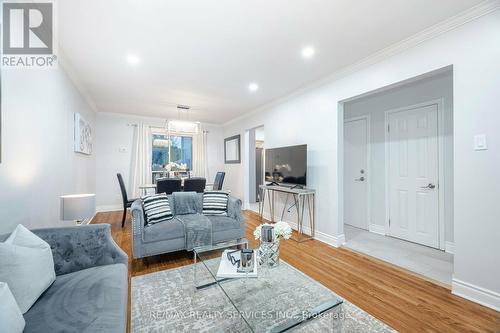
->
131, 260, 396, 332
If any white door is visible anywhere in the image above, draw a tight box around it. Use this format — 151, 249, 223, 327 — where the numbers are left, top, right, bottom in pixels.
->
388, 105, 439, 248
344, 118, 369, 230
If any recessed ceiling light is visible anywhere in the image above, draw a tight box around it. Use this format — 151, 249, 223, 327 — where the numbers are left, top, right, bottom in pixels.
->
126, 54, 141, 65
248, 82, 259, 92
301, 46, 315, 59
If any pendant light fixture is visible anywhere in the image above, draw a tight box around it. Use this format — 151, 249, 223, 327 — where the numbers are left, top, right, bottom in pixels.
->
165, 104, 199, 134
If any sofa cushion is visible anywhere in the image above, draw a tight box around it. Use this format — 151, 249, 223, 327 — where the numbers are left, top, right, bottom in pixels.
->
143, 219, 185, 243
23, 263, 127, 333
175, 214, 213, 250
208, 216, 245, 243
141, 193, 173, 225
0, 224, 56, 313
202, 191, 230, 216
207, 215, 242, 232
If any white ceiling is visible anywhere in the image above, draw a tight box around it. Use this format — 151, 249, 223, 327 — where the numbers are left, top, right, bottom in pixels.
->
59, 0, 484, 124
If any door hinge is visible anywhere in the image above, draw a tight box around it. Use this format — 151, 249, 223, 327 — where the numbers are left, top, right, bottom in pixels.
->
389, 219, 391, 226
387, 124, 390, 132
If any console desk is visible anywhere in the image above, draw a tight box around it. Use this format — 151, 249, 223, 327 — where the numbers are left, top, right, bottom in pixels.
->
258, 184, 315, 242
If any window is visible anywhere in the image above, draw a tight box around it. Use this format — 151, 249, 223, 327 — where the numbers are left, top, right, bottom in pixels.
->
152, 132, 193, 181
169, 136, 193, 169
152, 134, 169, 171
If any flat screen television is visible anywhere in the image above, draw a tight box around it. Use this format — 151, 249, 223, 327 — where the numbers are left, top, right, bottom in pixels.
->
265, 144, 307, 186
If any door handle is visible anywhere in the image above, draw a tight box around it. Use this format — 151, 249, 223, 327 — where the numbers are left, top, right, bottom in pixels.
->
421, 183, 436, 189
354, 177, 365, 182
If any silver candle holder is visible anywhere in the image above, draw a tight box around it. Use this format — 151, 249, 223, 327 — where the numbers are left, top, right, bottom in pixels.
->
261, 225, 274, 242
238, 249, 255, 273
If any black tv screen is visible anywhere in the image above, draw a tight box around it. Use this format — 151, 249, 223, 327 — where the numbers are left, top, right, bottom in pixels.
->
265, 144, 307, 186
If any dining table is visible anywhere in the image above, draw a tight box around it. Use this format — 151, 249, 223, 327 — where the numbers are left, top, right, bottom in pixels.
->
139, 176, 193, 195
138, 184, 156, 196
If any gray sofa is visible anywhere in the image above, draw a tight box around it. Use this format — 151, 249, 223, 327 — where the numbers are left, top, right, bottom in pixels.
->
0, 224, 128, 333
131, 192, 245, 258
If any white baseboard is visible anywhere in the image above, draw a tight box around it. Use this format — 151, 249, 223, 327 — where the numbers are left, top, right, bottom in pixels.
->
257, 212, 346, 248
445, 241, 455, 254
84, 214, 96, 225
452, 278, 500, 312
96, 204, 122, 213
369, 224, 386, 235
316, 231, 346, 248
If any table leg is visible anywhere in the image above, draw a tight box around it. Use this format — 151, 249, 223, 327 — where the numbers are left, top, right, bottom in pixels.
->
272, 190, 276, 222
300, 195, 306, 237
307, 195, 313, 237
268, 189, 274, 222
293, 194, 300, 240
290, 194, 314, 242
259, 188, 265, 222
280, 193, 290, 222
193, 250, 197, 289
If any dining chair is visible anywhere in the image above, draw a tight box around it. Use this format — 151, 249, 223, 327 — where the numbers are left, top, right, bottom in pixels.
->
213, 171, 225, 190
183, 177, 206, 193
117, 173, 137, 228
156, 178, 182, 195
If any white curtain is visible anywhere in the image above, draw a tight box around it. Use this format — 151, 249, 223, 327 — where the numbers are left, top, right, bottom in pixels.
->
192, 124, 208, 179
130, 124, 152, 198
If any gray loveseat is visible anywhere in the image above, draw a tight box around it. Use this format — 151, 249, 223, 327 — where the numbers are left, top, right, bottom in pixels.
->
0, 224, 128, 333
131, 192, 245, 258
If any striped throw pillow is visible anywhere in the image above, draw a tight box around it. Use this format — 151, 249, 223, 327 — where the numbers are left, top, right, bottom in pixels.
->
203, 191, 230, 216
141, 193, 173, 225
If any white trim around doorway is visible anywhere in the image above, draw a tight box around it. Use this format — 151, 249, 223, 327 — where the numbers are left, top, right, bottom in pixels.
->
344, 115, 371, 231
384, 98, 446, 250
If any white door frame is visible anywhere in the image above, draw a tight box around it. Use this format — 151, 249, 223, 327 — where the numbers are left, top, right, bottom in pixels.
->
344, 115, 371, 230
384, 98, 446, 250
244, 125, 265, 209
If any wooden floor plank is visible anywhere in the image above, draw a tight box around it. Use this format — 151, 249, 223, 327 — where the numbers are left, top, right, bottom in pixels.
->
92, 210, 500, 333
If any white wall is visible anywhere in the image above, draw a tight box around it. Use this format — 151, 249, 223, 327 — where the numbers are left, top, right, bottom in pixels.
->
344, 71, 454, 243
94, 112, 224, 210
222, 10, 500, 310
0, 68, 96, 234
255, 126, 265, 141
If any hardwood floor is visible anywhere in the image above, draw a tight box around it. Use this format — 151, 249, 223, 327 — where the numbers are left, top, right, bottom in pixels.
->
92, 210, 500, 333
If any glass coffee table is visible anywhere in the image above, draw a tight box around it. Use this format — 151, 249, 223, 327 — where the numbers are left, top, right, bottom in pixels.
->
193, 239, 343, 333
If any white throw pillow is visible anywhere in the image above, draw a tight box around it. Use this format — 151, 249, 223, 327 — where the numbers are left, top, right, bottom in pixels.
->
202, 191, 230, 216
0, 282, 26, 333
0, 224, 56, 313
141, 193, 174, 225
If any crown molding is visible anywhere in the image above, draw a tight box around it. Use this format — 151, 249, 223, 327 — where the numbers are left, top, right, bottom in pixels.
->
222, 0, 500, 127
96, 111, 223, 128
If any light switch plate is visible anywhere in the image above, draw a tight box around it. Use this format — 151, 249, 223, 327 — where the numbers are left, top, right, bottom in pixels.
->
118, 147, 128, 153
474, 134, 487, 151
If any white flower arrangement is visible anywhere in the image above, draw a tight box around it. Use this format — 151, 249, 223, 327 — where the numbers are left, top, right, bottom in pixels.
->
254, 221, 292, 241
166, 162, 188, 171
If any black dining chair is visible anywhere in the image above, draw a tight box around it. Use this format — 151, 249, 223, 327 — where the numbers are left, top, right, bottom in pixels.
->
117, 173, 138, 228
213, 171, 225, 190
156, 178, 182, 195
183, 177, 206, 193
